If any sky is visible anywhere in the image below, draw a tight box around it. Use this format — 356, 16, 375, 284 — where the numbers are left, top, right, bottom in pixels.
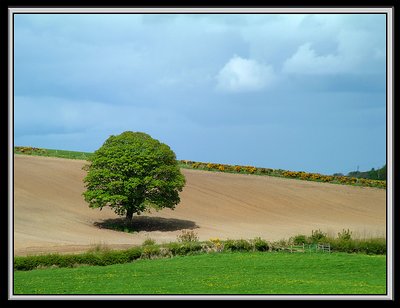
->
13, 13, 387, 175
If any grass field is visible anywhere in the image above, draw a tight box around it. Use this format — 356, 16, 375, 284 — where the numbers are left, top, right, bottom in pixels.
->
14, 252, 386, 295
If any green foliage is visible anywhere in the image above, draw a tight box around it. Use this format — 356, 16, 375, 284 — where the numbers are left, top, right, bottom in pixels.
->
141, 245, 161, 259
14, 247, 144, 271
14, 256, 40, 271
124, 247, 144, 261
224, 239, 252, 252
251, 237, 270, 252
14, 233, 386, 272
179, 160, 386, 189
82, 131, 186, 220
327, 238, 386, 255
291, 234, 308, 245
142, 238, 156, 246
176, 230, 199, 243
166, 242, 203, 256
337, 229, 352, 241
14, 146, 47, 155
357, 238, 386, 254
347, 164, 386, 181
269, 239, 290, 252
309, 229, 328, 243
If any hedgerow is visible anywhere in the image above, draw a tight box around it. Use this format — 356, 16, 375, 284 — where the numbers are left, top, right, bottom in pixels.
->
179, 160, 386, 189
14, 230, 386, 271
15, 147, 386, 189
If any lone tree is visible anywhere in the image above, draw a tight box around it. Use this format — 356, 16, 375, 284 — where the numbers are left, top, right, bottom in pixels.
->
82, 131, 186, 220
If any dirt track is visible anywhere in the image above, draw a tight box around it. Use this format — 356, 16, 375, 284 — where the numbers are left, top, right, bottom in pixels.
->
13, 155, 386, 255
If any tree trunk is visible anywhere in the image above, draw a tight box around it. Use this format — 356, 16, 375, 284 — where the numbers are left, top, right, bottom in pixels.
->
126, 208, 134, 221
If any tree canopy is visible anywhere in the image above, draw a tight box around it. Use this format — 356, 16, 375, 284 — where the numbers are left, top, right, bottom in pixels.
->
347, 164, 386, 181
82, 131, 186, 220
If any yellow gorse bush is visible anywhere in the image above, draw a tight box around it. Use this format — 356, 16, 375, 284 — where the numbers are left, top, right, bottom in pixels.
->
179, 160, 386, 189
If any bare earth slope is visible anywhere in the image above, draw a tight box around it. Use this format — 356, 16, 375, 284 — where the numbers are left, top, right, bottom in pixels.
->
14, 155, 386, 255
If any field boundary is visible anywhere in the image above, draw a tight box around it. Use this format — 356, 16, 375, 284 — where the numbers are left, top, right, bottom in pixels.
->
14, 237, 384, 271
14, 146, 386, 189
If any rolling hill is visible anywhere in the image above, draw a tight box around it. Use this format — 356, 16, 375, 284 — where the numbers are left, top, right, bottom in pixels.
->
13, 154, 386, 255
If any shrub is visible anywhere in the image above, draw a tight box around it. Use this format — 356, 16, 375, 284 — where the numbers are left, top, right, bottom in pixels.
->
223, 240, 236, 251
252, 237, 269, 252
79, 253, 106, 266
292, 234, 308, 245
141, 245, 161, 259
14, 247, 146, 271
124, 247, 143, 261
208, 238, 224, 252
224, 239, 252, 252
182, 242, 203, 255
245, 166, 257, 174
166, 242, 202, 256
159, 247, 173, 258
14, 256, 39, 271
327, 238, 386, 255
309, 229, 327, 243
259, 168, 273, 175
337, 229, 352, 241
177, 230, 199, 243
101, 250, 130, 265
15, 146, 48, 155
13, 234, 386, 272
269, 239, 290, 252
166, 242, 181, 255
357, 238, 386, 254
142, 238, 156, 246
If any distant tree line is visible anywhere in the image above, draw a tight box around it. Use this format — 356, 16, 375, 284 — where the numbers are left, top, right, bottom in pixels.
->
343, 164, 387, 181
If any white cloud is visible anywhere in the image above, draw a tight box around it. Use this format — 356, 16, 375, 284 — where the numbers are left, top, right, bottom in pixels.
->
216, 55, 276, 92
282, 42, 345, 75
282, 21, 385, 76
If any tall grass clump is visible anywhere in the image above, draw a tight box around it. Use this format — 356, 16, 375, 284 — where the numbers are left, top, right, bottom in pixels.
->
337, 229, 352, 241
176, 230, 199, 243
309, 229, 328, 243
142, 238, 156, 246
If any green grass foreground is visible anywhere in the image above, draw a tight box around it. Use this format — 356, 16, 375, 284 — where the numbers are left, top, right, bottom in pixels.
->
14, 252, 386, 295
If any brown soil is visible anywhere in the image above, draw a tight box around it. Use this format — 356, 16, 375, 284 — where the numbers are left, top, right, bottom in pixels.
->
13, 155, 386, 255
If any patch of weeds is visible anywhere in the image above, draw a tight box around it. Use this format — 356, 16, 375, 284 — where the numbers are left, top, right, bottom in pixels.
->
142, 238, 156, 246
176, 230, 199, 243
